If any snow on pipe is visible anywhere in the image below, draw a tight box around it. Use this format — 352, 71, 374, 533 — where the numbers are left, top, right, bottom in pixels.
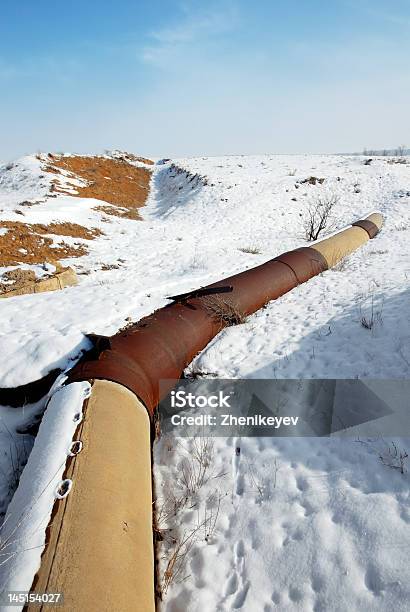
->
67, 212, 383, 415
24, 380, 155, 612
20, 213, 382, 610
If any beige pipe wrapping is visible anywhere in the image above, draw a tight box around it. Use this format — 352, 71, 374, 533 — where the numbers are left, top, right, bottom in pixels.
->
365, 212, 383, 229
28, 380, 155, 612
311, 213, 383, 268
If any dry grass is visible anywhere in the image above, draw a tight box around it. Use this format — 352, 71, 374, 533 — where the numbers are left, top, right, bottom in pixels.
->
238, 245, 261, 254
34, 222, 102, 240
358, 293, 384, 330
299, 176, 325, 185
368, 249, 388, 256
44, 153, 153, 219
0, 220, 102, 293
154, 437, 226, 600
156, 493, 223, 598
177, 438, 215, 495
0, 221, 99, 267
202, 295, 247, 326
158, 518, 208, 598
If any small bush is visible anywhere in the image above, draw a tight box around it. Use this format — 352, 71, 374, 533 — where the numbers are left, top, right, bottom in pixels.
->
379, 441, 408, 474
302, 194, 339, 241
356, 437, 408, 474
358, 293, 383, 330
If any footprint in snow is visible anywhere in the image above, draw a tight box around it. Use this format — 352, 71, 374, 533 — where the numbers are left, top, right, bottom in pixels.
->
190, 549, 206, 588
232, 581, 250, 609
235, 539, 245, 558
220, 539, 249, 609
224, 571, 239, 596
296, 476, 309, 492
236, 473, 245, 496
288, 586, 303, 603
364, 564, 385, 597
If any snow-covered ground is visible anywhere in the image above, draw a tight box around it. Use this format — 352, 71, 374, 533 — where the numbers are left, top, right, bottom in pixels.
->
154, 432, 410, 612
0, 152, 409, 609
0, 154, 409, 387
0, 382, 90, 605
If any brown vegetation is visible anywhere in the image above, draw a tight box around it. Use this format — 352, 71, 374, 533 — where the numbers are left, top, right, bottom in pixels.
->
202, 295, 248, 326
0, 221, 101, 267
0, 152, 153, 294
44, 153, 153, 219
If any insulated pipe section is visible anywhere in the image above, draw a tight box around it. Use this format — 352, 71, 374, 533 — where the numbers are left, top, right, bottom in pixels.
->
311, 212, 383, 268
28, 380, 155, 612
67, 213, 383, 415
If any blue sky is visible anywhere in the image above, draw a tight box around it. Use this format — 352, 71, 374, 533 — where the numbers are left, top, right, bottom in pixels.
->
1, 0, 409, 159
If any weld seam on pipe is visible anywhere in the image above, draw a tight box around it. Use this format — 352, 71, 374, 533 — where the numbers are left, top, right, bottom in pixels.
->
352, 219, 379, 238
268, 258, 302, 286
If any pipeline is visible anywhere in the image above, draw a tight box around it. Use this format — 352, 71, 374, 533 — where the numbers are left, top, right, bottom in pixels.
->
67, 212, 383, 414
24, 212, 382, 611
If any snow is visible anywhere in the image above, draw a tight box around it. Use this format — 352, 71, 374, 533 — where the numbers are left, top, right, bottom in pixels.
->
0, 156, 50, 212
0, 381, 90, 607
154, 432, 410, 611
0, 152, 409, 608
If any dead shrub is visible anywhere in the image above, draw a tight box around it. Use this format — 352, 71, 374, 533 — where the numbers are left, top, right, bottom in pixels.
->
379, 441, 408, 474
358, 293, 384, 330
302, 193, 339, 241
178, 438, 215, 496
202, 296, 247, 326
356, 437, 408, 475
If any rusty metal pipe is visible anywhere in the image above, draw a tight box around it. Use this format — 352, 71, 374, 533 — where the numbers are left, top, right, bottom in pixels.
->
67, 213, 383, 415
